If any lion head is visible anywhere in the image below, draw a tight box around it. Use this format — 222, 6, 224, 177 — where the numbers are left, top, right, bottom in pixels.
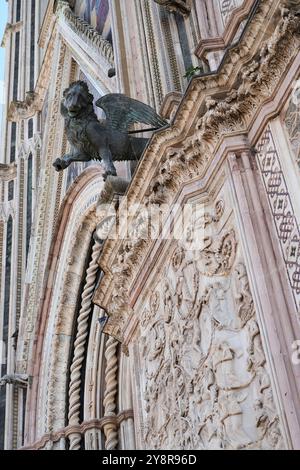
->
61, 80, 94, 118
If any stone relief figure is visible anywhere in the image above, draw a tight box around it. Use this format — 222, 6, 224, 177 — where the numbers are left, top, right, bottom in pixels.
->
194, 230, 236, 277
254, 370, 284, 449
212, 342, 244, 390
246, 318, 266, 372
218, 390, 253, 449
53, 81, 167, 178
234, 263, 255, 327
163, 280, 174, 324
201, 282, 234, 328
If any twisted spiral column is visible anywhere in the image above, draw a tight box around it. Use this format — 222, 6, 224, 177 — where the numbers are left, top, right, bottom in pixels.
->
68, 240, 102, 450
103, 336, 119, 450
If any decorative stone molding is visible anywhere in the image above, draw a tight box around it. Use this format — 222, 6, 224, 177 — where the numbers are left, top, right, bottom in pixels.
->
38, 0, 56, 49
195, 0, 256, 61
18, 164, 103, 445
255, 127, 300, 314
93, 1, 300, 342
225, 150, 300, 449
53, 0, 75, 12
56, 0, 114, 67
159, 92, 183, 121
153, 0, 192, 15
19, 411, 134, 450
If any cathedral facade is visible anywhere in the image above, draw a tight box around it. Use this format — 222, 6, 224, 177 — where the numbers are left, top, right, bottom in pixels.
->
0, 0, 300, 450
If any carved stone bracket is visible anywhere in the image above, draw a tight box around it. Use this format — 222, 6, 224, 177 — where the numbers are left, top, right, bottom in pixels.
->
0, 163, 17, 180
8, 92, 40, 122
154, 0, 191, 15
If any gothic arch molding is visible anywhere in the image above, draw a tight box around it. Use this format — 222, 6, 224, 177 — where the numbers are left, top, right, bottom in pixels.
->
23, 166, 103, 447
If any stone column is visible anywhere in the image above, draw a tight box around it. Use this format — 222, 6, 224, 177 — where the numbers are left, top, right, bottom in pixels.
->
103, 336, 119, 450
68, 240, 103, 450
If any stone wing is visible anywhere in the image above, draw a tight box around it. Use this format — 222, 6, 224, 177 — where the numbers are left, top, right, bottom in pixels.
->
95, 93, 167, 133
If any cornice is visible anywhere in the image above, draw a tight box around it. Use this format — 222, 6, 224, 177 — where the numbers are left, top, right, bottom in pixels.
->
159, 91, 183, 120
92, 0, 300, 343
195, 0, 256, 60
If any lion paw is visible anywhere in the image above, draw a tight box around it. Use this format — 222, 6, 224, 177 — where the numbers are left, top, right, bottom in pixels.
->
102, 169, 117, 181
53, 158, 67, 172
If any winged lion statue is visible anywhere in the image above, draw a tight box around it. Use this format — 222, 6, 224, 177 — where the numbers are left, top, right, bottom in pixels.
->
53, 81, 167, 178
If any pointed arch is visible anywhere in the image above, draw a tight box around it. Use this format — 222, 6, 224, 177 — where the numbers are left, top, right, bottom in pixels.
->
22, 166, 103, 447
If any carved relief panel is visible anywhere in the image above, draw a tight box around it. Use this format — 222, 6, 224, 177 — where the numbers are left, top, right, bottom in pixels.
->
134, 185, 285, 450
284, 81, 300, 166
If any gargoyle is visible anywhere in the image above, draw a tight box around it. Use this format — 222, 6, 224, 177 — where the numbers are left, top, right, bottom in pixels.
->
0, 373, 28, 388
53, 81, 167, 179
